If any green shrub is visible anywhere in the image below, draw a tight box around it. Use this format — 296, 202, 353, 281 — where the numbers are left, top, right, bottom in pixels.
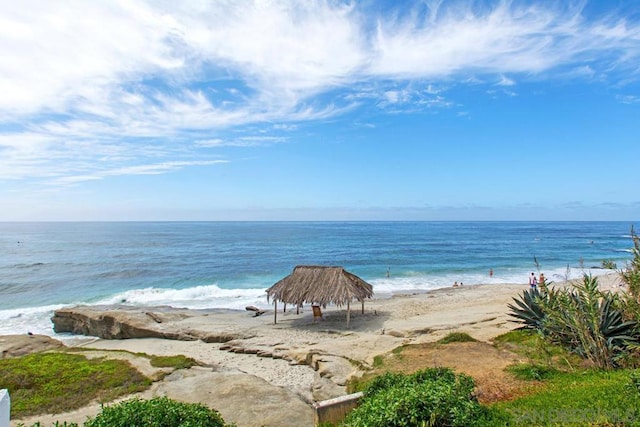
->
84, 396, 231, 427
341, 368, 487, 427
509, 275, 639, 369
621, 225, 640, 300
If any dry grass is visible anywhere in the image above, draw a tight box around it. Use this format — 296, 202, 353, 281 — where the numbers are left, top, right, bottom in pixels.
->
351, 337, 543, 404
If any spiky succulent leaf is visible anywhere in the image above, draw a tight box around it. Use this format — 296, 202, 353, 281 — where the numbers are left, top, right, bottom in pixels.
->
508, 288, 546, 330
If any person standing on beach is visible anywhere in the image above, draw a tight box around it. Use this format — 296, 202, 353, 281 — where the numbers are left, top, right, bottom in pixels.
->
529, 272, 537, 289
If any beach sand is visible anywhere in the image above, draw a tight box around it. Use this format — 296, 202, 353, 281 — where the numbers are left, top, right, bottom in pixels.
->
8, 273, 624, 427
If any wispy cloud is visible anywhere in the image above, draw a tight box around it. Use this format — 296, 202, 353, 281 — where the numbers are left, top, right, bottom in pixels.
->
49, 160, 227, 187
1, 0, 639, 186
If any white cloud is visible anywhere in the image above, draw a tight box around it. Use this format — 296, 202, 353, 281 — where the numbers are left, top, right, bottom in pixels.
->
497, 75, 515, 86
1, 0, 639, 187
49, 160, 227, 187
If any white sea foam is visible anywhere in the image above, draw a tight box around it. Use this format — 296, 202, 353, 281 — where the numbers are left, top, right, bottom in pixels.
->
0, 268, 618, 338
98, 284, 269, 311
0, 304, 65, 337
370, 266, 613, 295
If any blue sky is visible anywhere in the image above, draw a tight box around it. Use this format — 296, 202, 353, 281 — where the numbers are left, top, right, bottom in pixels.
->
1, 0, 639, 221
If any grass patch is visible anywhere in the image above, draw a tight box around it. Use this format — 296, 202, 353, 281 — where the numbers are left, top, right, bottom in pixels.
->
491, 369, 640, 426
0, 352, 151, 418
147, 354, 198, 369
372, 355, 384, 368
506, 363, 559, 381
438, 331, 477, 344
493, 329, 581, 370
391, 345, 405, 355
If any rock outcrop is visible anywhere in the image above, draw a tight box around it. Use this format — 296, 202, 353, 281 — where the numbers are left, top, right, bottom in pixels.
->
0, 334, 65, 358
156, 367, 314, 427
52, 305, 253, 342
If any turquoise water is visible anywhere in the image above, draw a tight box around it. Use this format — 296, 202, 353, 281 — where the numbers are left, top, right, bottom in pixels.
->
0, 221, 636, 336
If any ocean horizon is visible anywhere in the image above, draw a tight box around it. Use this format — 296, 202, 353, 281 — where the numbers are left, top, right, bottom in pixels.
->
1, 220, 637, 338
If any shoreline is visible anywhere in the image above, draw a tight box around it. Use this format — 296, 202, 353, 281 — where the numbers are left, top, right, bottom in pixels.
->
5, 273, 624, 427
0, 266, 622, 339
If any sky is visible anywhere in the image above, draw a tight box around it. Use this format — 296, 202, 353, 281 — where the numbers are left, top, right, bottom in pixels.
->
1, 0, 639, 221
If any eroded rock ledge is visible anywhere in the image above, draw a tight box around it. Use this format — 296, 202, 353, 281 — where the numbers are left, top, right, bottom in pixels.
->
52, 305, 256, 342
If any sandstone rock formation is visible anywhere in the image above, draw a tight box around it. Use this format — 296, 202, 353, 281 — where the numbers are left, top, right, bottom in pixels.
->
52, 305, 254, 342
0, 334, 64, 358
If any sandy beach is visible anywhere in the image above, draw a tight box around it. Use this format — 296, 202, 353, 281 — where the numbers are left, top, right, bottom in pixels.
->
7, 273, 624, 427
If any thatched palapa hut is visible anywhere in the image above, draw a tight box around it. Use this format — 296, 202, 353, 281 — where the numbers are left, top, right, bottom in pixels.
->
266, 265, 373, 326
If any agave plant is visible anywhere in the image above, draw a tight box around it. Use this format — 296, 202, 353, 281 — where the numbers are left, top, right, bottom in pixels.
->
510, 274, 639, 369
508, 287, 546, 331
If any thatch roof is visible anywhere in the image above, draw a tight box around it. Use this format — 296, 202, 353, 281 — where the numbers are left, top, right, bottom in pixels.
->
266, 265, 373, 307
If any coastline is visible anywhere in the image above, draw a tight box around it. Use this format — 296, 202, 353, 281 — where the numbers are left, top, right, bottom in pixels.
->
6, 273, 624, 427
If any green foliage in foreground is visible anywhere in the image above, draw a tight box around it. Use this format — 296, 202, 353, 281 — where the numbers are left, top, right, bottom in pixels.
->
84, 397, 232, 427
18, 397, 234, 427
622, 225, 640, 299
492, 368, 640, 426
340, 368, 496, 427
0, 352, 151, 418
508, 274, 639, 369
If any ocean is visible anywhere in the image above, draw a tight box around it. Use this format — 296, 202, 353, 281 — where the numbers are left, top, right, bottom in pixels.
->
0, 221, 636, 338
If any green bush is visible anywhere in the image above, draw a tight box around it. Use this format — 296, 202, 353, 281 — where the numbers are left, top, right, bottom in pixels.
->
84, 396, 231, 427
341, 368, 487, 427
509, 274, 639, 369
621, 225, 640, 299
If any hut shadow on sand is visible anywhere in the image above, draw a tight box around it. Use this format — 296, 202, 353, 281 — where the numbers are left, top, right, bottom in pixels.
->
266, 265, 375, 328
287, 306, 390, 333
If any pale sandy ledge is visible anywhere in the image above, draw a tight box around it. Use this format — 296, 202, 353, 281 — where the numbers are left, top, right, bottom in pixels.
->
4, 273, 624, 427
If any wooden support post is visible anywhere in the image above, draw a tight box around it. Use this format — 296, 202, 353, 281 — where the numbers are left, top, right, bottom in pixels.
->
361, 300, 364, 314
347, 300, 351, 328
274, 300, 277, 324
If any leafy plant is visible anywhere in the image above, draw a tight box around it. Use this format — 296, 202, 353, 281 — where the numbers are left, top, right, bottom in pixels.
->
509, 275, 639, 369
507, 287, 547, 331
341, 368, 487, 427
545, 275, 638, 369
84, 396, 231, 427
620, 225, 640, 299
